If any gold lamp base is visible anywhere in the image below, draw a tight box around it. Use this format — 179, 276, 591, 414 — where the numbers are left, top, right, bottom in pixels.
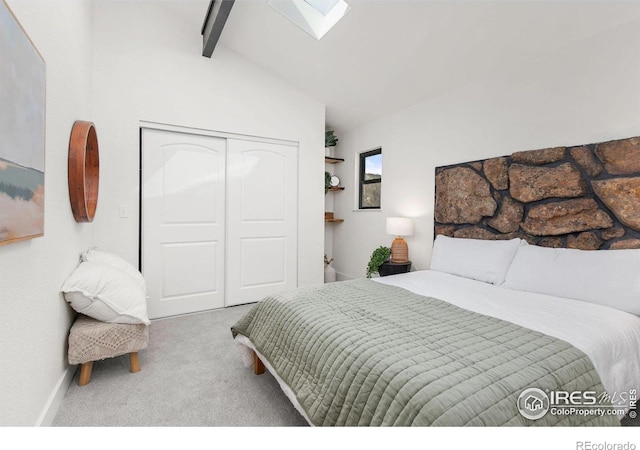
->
390, 237, 409, 263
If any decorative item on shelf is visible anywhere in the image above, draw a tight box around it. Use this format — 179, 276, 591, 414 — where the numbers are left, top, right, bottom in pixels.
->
325, 130, 339, 157
366, 246, 391, 278
68, 120, 100, 223
325, 171, 331, 194
324, 254, 336, 283
386, 217, 414, 263
325, 212, 334, 220
330, 175, 340, 188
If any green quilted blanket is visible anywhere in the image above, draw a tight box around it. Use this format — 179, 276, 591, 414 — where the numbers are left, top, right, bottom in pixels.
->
231, 278, 619, 426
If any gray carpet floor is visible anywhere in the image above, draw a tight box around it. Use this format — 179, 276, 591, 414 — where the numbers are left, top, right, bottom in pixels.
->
52, 304, 307, 427
52, 303, 638, 429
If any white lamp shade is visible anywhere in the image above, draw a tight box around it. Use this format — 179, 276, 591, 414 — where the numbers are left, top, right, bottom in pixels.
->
386, 217, 414, 237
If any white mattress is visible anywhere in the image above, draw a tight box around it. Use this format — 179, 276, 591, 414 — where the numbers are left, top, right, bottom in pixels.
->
375, 270, 640, 411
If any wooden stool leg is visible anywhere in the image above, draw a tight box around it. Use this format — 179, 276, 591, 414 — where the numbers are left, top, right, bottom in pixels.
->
129, 352, 141, 373
78, 361, 93, 386
253, 350, 265, 375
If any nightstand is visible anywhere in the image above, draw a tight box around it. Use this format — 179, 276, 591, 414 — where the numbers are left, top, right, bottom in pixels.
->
378, 260, 412, 277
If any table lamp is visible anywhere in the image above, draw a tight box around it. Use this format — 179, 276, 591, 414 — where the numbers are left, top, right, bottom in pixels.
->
386, 217, 414, 263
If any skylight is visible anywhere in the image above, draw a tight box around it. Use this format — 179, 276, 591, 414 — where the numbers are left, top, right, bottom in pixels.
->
304, 0, 340, 16
268, 0, 351, 40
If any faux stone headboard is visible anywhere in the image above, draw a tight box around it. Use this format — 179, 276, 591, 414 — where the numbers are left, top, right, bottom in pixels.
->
434, 136, 640, 250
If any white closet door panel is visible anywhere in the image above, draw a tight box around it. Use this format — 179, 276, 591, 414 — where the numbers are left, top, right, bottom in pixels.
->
239, 151, 287, 221
142, 129, 226, 319
226, 139, 298, 306
162, 145, 220, 223
162, 241, 219, 297
240, 237, 286, 286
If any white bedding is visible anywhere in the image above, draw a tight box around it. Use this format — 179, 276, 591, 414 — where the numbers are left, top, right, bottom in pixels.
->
375, 270, 640, 411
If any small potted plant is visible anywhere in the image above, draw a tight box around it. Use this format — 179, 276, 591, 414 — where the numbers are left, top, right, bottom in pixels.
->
366, 246, 391, 278
325, 130, 338, 156
325, 171, 331, 194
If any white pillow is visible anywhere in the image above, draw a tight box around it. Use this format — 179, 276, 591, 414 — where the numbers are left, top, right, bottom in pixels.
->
61, 261, 150, 325
81, 248, 146, 293
430, 235, 524, 285
503, 245, 640, 316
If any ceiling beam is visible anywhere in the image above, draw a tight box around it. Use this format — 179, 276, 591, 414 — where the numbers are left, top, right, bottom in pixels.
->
201, 0, 235, 58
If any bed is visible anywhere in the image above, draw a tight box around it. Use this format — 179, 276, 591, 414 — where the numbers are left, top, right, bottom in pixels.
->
231, 236, 640, 426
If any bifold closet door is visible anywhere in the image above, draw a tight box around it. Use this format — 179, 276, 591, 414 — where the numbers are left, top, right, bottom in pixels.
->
225, 139, 298, 306
142, 129, 226, 319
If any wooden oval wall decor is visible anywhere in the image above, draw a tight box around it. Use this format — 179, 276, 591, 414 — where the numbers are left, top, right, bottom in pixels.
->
68, 120, 99, 223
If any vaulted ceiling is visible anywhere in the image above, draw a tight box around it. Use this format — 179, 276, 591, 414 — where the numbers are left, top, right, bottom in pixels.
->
193, 1, 640, 133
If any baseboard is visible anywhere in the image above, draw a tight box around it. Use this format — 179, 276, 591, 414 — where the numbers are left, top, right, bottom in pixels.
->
335, 271, 354, 281
36, 366, 76, 426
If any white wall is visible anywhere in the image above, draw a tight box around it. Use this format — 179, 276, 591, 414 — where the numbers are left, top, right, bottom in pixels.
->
331, 17, 640, 280
0, 0, 94, 426
89, 1, 325, 288
1, 0, 325, 427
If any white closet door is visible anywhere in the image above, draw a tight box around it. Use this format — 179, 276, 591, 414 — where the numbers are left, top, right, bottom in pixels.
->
142, 129, 226, 319
226, 139, 298, 306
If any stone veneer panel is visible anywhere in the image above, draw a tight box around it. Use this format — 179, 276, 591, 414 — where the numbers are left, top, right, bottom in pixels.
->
483, 157, 509, 190
592, 178, 640, 231
521, 199, 613, 236
570, 146, 602, 177
434, 135, 640, 250
601, 227, 625, 240
435, 167, 497, 224
609, 239, 640, 250
511, 147, 565, 165
595, 137, 640, 175
509, 163, 586, 203
566, 232, 603, 250
488, 196, 523, 233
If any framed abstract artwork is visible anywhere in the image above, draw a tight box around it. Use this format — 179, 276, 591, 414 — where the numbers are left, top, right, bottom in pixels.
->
0, 0, 46, 245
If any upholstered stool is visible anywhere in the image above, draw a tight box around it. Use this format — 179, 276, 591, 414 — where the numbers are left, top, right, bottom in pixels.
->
68, 314, 149, 386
